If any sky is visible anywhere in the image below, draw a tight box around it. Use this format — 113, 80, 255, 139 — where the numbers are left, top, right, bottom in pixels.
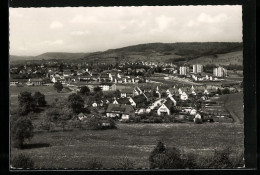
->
9, 6, 242, 56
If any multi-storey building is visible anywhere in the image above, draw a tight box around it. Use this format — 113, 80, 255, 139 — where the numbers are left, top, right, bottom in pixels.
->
193, 64, 203, 74
179, 66, 190, 75
213, 66, 227, 77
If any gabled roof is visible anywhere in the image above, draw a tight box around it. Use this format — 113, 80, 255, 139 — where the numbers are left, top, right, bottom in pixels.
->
116, 98, 131, 105
106, 104, 134, 115
121, 88, 133, 94
163, 98, 175, 109
132, 94, 147, 104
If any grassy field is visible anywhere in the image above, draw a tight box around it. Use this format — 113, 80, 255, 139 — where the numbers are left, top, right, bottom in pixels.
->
217, 92, 244, 123
10, 86, 72, 109
10, 86, 244, 169
11, 122, 244, 169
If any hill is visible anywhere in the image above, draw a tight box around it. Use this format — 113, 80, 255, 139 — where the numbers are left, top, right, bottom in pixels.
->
10, 42, 243, 65
80, 42, 243, 65
10, 52, 89, 63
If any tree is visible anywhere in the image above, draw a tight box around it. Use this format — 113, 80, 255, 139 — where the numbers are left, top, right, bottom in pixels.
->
222, 88, 230, 94
11, 117, 34, 148
33, 91, 46, 107
11, 154, 34, 169
94, 86, 102, 93
217, 88, 222, 95
149, 141, 166, 168
79, 86, 90, 96
53, 82, 63, 93
68, 93, 84, 114
114, 90, 121, 98
18, 91, 36, 115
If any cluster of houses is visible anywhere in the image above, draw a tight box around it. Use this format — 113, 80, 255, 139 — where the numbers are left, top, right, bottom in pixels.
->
77, 85, 215, 122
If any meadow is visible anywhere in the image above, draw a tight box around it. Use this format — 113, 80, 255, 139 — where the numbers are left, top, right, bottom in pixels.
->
9, 85, 72, 109
10, 86, 244, 169
11, 122, 244, 169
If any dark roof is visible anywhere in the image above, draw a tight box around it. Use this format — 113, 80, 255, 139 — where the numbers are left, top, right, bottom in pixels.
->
116, 98, 131, 105
132, 94, 147, 104
100, 74, 109, 78
121, 88, 133, 94
106, 104, 134, 115
163, 98, 175, 109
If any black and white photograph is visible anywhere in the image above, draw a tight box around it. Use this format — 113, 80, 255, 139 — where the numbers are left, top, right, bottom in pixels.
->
9, 5, 248, 170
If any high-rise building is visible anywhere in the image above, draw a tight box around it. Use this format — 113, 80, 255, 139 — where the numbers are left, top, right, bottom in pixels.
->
213, 66, 227, 77
179, 66, 189, 75
193, 64, 203, 74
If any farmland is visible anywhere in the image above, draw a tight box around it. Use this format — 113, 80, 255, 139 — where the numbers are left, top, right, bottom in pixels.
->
10, 85, 244, 169
11, 122, 244, 169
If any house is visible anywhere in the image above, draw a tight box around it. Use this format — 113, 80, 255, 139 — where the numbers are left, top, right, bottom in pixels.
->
106, 104, 135, 120
167, 95, 177, 106
120, 88, 133, 98
63, 70, 72, 77
113, 98, 131, 105
99, 73, 110, 82
10, 78, 19, 86
133, 86, 143, 96
26, 78, 47, 86
157, 98, 175, 116
77, 112, 89, 120
180, 92, 188, 100
78, 75, 92, 81
128, 97, 137, 107
131, 94, 149, 108
100, 83, 117, 91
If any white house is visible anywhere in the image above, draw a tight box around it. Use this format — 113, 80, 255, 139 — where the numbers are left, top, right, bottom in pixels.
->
189, 109, 197, 115
157, 104, 171, 116
180, 92, 188, 100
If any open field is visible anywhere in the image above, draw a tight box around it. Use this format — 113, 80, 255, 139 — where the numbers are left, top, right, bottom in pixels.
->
11, 122, 244, 169
217, 92, 244, 123
9, 86, 72, 109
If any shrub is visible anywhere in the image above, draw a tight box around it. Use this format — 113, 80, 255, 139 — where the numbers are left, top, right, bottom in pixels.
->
86, 158, 103, 169
86, 117, 102, 130
116, 156, 135, 169
11, 154, 34, 169
153, 117, 162, 123
150, 146, 184, 169
194, 118, 202, 124
181, 152, 197, 169
134, 116, 141, 123
222, 88, 230, 94
208, 147, 233, 168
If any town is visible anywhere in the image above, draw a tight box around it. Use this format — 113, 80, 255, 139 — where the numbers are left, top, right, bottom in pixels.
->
10, 60, 243, 124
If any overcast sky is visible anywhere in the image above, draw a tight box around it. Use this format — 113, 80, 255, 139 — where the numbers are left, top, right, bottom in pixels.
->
9, 6, 242, 56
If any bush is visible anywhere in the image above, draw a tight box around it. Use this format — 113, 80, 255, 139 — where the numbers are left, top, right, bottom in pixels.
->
86, 158, 103, 169
194, 118, 202, 124
116, 156, 135, 169
150, 146, 183, 169
153, 117, 162, 123
86, 117, 102, 130
208, 147, 233, 168
222, 88, 230, 94
11, 154, 34, 169
134, 116, 141, 123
